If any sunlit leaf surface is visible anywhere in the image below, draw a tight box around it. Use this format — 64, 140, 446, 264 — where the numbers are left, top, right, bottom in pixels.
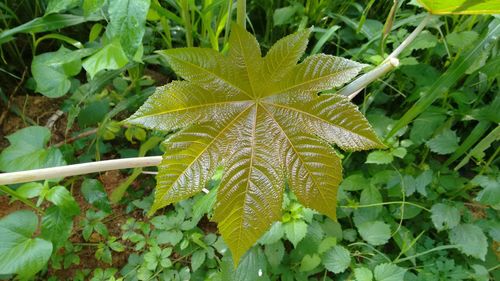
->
127, 25, 384, 264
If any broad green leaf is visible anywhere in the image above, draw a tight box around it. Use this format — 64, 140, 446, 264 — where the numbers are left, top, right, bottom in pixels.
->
32, 46, 86, 97
417, 0, 500, 14
128, 25, 383, 265
449, 224, 487, 260
374, 263, 407, 281
191, 250, 205, 272
41, 206, 74, 249
430, 203, 460, 231
284, 220, 308, 247
45, 0, 80, 14
366, 150, 393, 164
358, 221, 391, 246
323, 245, 351, 274
340, 174, 370, 191
83, 0, 106, 16
46, 186, 80, 216
354, 267, 373, 281
426, 129, 460, 155
106, 0, 151, 57
472, 175, 500, 208
300, 253, 321, 272
409, 109, 447, 145
264, 241, 285, 268
0, 14, 101, 45
81, 179, 112, 213
16, 182, 44, 199
446, 31, 479, 51
83, 40, 129, 78
0, 211, 53, 279
0, 126, 66, 173
258, 222, 285, 245
233, 247, 269, 281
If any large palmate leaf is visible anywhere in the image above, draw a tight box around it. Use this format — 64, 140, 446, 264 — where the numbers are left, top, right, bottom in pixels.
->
127, 25, 384, 264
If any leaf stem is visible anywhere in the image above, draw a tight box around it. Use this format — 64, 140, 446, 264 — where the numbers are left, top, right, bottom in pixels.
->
338, 13, 432, 99
237, 0, 246, 28
393, 245, 458, 264
340, 201, 430, 212
0, 156, 162, 185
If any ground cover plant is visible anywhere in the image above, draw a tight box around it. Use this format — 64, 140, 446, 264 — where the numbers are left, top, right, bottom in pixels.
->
0, 0, 499, 280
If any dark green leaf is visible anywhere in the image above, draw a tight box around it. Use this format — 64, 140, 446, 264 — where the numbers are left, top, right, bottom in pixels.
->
41, 206, 74, 249
81, 179, 111, 213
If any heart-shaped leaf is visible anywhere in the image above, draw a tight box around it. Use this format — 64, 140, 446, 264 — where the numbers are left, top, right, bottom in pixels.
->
0, 210, 53, 279
127, 25, 384, 264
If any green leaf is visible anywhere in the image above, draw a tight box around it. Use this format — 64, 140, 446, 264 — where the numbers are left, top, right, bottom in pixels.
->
300, 253, 321, 272
473, 175, 500, 208
258, 222, 284, 245
105, 0, 150, 57
449, 224, 488, 260
358, 221, 391, 246
128, 24, 382, 265
0, 126, 65, 173
83, 0, 106, 16
323, 245, 351, 274
417, 0, 500, 14
82, 40, 129, 78
0, 211, 53, 279
430, 203, 460, 231
387, 19, 500, 139
0, 14, 100, 44
46, 186, 80, 216
426, 129, 460, 155
45, 0, 80, 14
374, 263, 406, 281
233, 247, 268, 281
409, 109, 447, 145
81, 179, 112, 213
264, 241, 285, 268
446, 31, 479, 51
41, 206, 74, 249
191, 250, 205, 272
16, 182, 44, 199
354, 267, 373, 281
284, 220, 308, 247
31, 46, 82, 98
340, 174, 370, 191
366, 150, 393, 164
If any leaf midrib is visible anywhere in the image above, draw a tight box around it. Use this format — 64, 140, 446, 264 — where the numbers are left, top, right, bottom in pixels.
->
262, 65, 360, 98
261, 100, 377, 145
129, 100, 252, 120
259, 105, 333, 207
168, 55, 253, 99
161, 103, 255, 202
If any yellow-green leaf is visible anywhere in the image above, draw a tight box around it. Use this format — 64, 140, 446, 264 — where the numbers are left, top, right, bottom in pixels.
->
128, 24, 383, 265
417, 0, 500, 14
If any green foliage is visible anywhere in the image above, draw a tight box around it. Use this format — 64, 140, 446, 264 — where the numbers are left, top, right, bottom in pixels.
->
128, 25, 383, 264
0, 0, 499, 280
0, 126, 65, 172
